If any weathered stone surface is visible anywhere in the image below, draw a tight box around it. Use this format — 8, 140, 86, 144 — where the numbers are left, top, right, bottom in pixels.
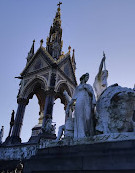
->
96, 84, 135, 134
2, 131, 135, 162
23, 140, 135, 173
64, 117, 74, 138
1, 134, 135, 172
0, 144, 37, 160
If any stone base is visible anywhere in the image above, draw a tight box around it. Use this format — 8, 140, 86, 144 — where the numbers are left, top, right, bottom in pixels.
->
28, 124, 56, 143
23, 140, 135, 173
31, 124, 42, 136
28, 124, 42, 143
4, 136, 21, 145
2, 133, 135, 172
28, 132, 56, 144
39, 132, 56, 140
28, 135, 41, 143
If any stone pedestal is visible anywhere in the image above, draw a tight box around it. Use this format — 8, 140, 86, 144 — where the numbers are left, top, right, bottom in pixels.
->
39, 132, 56, 140
4, 136, 21, 145
28, 124, 42, 143
23, 140, 135, 173
64, 117, 74, 138
28, 124, 56, 143
1, 138, 135, 172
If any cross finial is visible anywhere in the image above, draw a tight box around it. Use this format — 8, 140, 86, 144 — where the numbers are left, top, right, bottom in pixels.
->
57, 2, 62, 8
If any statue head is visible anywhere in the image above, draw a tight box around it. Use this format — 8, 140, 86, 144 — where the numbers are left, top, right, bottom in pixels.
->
80, 73, 89, 83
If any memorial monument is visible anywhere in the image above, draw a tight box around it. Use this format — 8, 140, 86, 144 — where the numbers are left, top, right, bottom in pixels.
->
0, 2, 135, 173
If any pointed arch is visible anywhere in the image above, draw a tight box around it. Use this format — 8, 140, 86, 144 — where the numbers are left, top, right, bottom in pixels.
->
55, 80, 72, 107
21, 75, 48, 99
55, 80, 71, 95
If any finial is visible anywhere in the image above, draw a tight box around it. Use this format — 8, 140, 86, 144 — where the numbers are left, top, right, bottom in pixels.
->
72, 49, 75, 59
26, 40, 35, 62
68, 45, 71, 53
57, 2, 62, 8
40, 39, 43, 47
103, 51, 106, 58
72, 48, 76, 72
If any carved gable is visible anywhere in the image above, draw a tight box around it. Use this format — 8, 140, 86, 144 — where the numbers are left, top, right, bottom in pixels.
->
27, 54, 48, 73
20, 48, 53, 76
58, 57, 76, 84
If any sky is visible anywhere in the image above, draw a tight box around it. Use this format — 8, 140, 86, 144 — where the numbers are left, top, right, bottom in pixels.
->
0, 0, 135, 142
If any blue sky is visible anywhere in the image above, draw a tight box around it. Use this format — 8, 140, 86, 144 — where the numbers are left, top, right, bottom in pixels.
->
0, 0, 135, 142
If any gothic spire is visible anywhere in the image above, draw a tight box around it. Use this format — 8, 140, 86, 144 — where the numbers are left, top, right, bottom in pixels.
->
46, 2, 63, 60
27, 40, 35, 62
71, 49, 76, 72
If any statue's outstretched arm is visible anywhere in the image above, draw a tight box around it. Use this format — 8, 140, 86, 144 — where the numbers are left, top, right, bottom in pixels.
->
98, 58, 104, 75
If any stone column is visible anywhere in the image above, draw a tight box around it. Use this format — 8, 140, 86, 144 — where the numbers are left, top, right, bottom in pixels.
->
42, 95, 55, 128
11, 98, 28, 143
42, 71, 56, 129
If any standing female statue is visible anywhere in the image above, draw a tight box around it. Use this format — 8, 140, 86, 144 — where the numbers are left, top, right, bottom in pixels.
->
66, 73, 96, 138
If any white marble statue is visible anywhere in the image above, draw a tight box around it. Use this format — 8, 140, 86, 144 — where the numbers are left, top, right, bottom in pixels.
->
56, 90, 74, 141
0, 126, 4, 144
93, 52, 108, 99
66, 73, 96, 138
96, 84, 135, 134
63, 90, 72, 119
